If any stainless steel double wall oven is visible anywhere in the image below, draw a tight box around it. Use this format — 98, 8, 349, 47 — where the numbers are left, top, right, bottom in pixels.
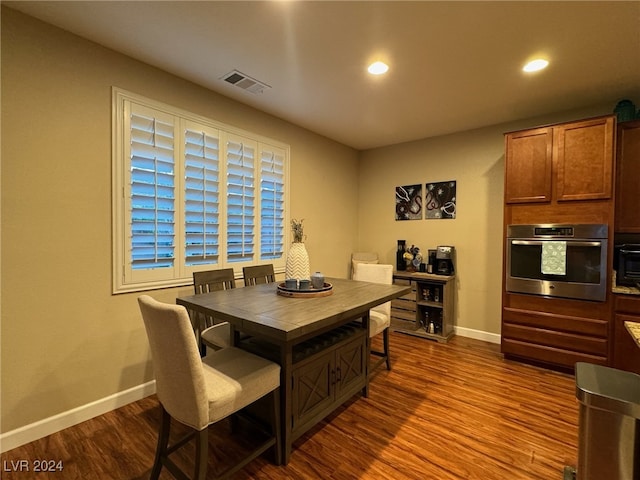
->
506, 224, 608, 302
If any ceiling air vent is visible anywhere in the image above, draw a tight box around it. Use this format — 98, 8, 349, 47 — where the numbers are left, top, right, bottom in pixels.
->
221, 70, 270, 94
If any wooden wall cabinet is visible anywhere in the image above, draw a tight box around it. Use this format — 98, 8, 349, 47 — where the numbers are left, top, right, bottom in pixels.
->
612, 294, 640, 375
615, 120, 640, 233
555, 117, 615, 201
501, 115, 616, 370
504, 127, 553, 203
505, 116, 615, 205
391, 272, 455, 343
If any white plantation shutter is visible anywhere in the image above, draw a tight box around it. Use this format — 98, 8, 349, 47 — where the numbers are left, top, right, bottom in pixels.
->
226, 135, 256, 263
129, 108, 176, 272
113, 89, 288, 293
184, 124, 220, 267
260, 146, 285, 260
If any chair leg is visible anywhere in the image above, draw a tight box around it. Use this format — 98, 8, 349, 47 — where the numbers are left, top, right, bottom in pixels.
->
150, 406, 171, 480
383, 328, 391, 371
193, 428, 208, 480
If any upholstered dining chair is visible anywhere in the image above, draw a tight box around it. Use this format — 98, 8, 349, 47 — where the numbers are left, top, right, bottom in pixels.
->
137, 295, 281, 480
193, 268, 236, 353
243, 264, 276, 286
350, 252, 379, 279
353, 263, 393, 371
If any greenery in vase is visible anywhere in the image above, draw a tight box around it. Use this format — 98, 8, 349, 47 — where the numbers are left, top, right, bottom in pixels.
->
291, 218, 305, 243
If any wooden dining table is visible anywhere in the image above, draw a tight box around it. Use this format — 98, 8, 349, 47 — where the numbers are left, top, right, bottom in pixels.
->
176, 276, 411, 464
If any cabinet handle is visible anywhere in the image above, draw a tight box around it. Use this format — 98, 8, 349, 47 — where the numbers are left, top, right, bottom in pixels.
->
336, 366, 342, 383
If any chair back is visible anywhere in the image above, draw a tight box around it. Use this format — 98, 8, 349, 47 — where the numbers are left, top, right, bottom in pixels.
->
138, 295, 209, 430
353, 263, 393, 319
351, 252, 379, 279
193, 268, 236, 294
243, 264, 276, 286
193, 268, 236, 331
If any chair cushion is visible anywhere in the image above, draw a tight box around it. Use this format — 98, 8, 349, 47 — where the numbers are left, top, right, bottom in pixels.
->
371, 301, 391, 324
369, 310, 390, 337
352, 263, 393, 337
201, 347, 281, 424
201, 322, 231, 349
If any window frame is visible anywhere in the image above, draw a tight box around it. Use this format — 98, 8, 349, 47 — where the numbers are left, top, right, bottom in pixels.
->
112, 87, 289, 294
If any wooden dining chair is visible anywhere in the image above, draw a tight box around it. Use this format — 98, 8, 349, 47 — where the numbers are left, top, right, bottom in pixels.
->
353, 263, 394, 371
193, 268, 236, 353
137, 295, 281, 480
243, 264, 276, 286
194, 268, 236, 294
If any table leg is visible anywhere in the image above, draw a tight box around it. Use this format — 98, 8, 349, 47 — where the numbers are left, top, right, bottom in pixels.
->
362, 311, 371, 398
280, 344, 293, 464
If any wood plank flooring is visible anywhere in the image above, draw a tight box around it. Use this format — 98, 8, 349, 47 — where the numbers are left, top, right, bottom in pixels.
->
1, 334, 579, 479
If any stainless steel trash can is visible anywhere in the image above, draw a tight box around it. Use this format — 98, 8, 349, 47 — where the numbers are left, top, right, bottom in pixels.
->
575, 362, 640, 480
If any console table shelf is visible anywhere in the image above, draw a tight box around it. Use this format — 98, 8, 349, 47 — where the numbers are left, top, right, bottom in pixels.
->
391, 271, 456, 343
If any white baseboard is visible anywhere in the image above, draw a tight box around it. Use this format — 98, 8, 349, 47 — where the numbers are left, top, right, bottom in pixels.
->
454, 326, 501, 344
0, 380, 156, 453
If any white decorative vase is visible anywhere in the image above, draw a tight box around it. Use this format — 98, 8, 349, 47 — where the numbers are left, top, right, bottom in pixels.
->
286, 242, 310, 280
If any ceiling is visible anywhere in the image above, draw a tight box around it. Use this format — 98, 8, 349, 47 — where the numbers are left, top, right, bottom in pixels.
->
5, 1, 640, 150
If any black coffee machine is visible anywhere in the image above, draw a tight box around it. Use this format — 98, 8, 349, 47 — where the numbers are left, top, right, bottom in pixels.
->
435, 245, 455, 275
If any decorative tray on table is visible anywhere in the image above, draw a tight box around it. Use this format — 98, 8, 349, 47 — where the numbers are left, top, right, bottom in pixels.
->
276, 282, 333, 298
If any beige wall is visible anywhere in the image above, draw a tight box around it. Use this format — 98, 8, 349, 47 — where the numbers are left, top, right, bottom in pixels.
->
358, 127, 506, 335
0, 8, 359, 432
357, 107, 612, 337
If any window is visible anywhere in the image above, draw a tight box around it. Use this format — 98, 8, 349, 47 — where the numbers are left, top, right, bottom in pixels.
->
112, 88, 289, 293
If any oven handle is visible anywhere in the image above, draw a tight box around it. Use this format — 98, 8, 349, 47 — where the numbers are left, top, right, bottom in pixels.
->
511, 240, 602, 247
619, 249, 640, 255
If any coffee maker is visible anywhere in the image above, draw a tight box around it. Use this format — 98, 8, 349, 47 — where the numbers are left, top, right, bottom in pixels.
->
435, 246, 455, 275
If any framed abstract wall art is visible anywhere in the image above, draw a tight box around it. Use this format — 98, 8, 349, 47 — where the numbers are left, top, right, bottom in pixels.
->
425, 180, 456, 219
395, 184, 422, 220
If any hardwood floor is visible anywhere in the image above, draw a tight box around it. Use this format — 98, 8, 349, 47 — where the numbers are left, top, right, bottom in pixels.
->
1, 334, 579, 479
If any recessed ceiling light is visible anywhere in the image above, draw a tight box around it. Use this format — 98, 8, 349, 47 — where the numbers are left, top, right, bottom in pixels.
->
368, 61, 389, 75
523, 59, 549, 73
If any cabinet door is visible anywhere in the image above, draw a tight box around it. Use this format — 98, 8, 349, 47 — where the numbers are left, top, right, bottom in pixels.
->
291, 354, 333, 432
504, 127, 553, 204
613, 313, 640, 375
555, 116, 614, 201
334, 336, 365, 399
615, 121, 640, 233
